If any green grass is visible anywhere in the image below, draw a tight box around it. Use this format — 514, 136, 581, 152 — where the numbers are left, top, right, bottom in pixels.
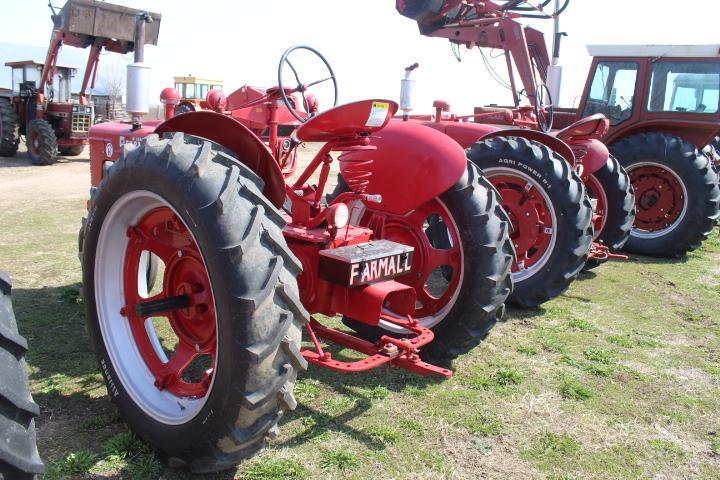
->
244, 457, 308, 480
3, 158, 720, 479
559, 377, 594, 400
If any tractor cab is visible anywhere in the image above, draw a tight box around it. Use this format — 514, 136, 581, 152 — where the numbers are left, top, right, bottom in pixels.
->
565, 44, 720, 147
173, 76, 224, 114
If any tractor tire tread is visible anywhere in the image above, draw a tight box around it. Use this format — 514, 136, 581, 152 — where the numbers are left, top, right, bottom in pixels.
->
26, 119, 57, 165
0, 273, 44, 478
83, 132, 306, 473
468, 136, 593, 308
610, 132, 720, 258
0, 101, 20, 157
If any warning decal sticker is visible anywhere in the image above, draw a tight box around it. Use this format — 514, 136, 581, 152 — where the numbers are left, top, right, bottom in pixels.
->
366, 102, 390, 127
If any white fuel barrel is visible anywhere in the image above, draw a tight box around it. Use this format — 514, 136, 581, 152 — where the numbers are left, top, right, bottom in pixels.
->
126, 62, 151, 115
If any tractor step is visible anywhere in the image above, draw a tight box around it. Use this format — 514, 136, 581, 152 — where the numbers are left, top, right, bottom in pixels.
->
301, 316, 453, 378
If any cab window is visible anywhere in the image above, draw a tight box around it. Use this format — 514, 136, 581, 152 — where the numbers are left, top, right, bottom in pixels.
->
648, 61, 720, 114
582, 61, 638, 125
11, 68, 23, 93
184, 83, 196, 99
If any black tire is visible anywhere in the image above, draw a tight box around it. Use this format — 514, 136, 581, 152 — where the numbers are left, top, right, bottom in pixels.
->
58, 145, 85, 156
81, 132, 307, 472
0, 101, 20, 157
175, 103, 195, 115
582, 154, 636, 270
0, 272, 44, 479
333, 163, 515, 366
610, 132, 720, 258
26, 120, 57, 166
468, 136, 594, 308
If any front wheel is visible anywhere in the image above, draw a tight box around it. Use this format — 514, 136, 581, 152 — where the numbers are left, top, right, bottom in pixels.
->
333, 163, 515, 365
610, 133, 720, 257
26, 119, 57, 166
468, 136, 594, 308
82, 133, 307, 472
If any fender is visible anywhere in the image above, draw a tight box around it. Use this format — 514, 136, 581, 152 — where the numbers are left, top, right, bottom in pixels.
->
478, 128, 577, 167
417, 120, 500, 150
566, 138, 609, 178
340, 120, 468, 215
416, 119, 579, 168
155, 111, 286, 207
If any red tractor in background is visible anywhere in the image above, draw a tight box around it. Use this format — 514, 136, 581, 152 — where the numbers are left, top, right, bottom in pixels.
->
557, 45, 720, 257
390, 0, 635, 308
399, 0, 719, 259
0, 0, 161, 165
79, 0, 516, 464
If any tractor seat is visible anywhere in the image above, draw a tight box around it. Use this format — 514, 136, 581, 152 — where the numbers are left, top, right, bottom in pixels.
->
554, 113, 609, 141
295, 99, 399, 142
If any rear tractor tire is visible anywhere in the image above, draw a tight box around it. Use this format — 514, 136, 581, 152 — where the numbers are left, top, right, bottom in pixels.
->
0, 101, 20, 157
59, 145, 85, 157
468, 136, 594, 308
582, 154, 636, 270
331, 163, 515, 366
81, 132, 307, 472
26, 120, 57, 166
610, 132, 720, 258
0, 272, 45, 479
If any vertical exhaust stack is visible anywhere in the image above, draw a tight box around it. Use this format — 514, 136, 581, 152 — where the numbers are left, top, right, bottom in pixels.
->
400, 63, 419, 121
127, 13, 154, 130
546, 0, 566, 107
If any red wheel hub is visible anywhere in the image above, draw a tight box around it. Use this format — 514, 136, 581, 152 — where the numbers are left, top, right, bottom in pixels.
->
369, 198, 462, 317
490, 175, 554, 273
122, 207, 216, 398
583, 174, 608, 239
628, 165, 685, 232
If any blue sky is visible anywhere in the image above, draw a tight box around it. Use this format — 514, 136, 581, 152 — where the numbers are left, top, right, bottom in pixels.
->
1, 0, 719, 111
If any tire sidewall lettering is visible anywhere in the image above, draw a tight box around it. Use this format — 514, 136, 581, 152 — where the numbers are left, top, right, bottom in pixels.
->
498, 158, 552, 191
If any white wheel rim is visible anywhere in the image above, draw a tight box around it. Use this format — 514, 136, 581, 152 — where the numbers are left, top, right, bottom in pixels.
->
94, 190, 216, 425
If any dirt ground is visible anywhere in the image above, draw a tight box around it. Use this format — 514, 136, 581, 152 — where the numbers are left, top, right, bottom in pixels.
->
0, 146, 88, 205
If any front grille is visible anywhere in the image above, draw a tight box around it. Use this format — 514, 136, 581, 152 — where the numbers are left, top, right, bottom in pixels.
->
71, 113, 91, 133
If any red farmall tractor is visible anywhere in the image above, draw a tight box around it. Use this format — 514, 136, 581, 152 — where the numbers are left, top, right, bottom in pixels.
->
79, 0, 515, 465
0, 0, 161, 165
394, 0, 635, 307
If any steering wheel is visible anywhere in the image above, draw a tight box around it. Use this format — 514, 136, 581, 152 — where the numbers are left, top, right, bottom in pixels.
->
278, 45, 338, 123
533, 83, 554, 132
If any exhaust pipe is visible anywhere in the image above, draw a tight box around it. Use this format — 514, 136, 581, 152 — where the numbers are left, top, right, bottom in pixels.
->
400, 63, 419, 121
127, 13, 153, 130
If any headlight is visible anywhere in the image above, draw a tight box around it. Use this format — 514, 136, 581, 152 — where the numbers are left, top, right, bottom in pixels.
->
328, 203, 350, 229
72, 105, 78, 112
